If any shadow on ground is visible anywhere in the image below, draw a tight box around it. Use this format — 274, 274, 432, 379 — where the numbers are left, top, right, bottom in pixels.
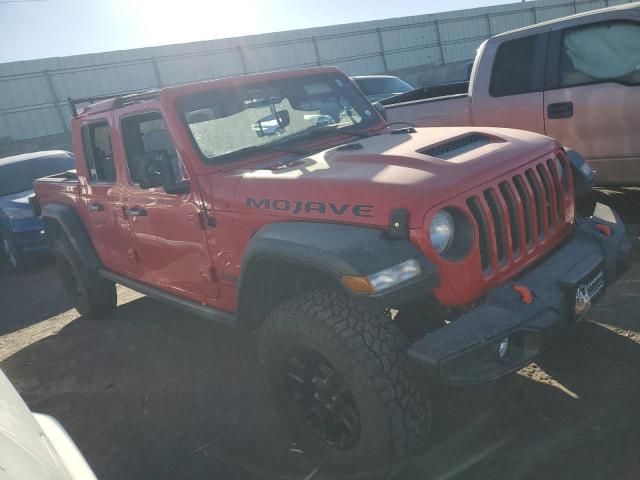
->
2, 296, 315, 480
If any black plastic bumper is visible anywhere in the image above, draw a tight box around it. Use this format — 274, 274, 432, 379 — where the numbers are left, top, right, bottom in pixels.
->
408, 204, 632, 385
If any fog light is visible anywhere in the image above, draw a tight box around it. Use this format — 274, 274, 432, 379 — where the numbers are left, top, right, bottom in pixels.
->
498, 337, 510, 361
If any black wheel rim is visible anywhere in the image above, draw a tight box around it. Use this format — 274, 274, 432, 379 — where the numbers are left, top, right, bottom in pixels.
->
281, 346, 361, 450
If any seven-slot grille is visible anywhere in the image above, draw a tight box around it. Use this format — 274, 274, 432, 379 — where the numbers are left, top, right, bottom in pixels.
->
465, 157, 569, 274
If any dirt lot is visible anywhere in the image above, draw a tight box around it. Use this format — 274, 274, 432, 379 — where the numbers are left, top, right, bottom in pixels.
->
1, 190, 639, 480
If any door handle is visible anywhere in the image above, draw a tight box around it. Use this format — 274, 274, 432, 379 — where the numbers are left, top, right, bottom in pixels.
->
88, 202, 104, 212
547, 101, 573, 119
125, 207, 147, 217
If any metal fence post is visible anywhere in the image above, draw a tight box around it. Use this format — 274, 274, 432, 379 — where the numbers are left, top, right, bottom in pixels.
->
376, 28, 389, 72
238, 45, 248, 74
312, 36, 322, 66
43, 70, 68, 134
150, 57, 163, 87
485, 13, 492, 37
433, 20, 446, 65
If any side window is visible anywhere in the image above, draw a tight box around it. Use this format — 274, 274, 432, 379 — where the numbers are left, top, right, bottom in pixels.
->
560, 21, 640, 88
82, 122, 116, 183
121, 112, 184, 185
489, 35, 543, 97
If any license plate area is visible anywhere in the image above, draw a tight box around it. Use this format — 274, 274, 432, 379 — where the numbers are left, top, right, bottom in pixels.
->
571, 263, 606, 322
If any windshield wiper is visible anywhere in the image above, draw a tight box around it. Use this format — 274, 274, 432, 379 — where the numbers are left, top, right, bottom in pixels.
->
271, 124, 376, 147
226, 143, 309, 157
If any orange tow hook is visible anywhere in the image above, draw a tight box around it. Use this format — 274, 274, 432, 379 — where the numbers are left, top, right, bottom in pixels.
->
513, 284, 533, 304
595, 224, 612, 237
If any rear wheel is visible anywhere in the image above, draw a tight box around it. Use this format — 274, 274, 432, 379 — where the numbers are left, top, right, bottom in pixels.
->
53, 236, 116, 318
260, 288, 430, 479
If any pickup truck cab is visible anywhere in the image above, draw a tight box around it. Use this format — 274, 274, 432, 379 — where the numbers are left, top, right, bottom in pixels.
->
32, 66, 630, 477
385, 3, 640, 186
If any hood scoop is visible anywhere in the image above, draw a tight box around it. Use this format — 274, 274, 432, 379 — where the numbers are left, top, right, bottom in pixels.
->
418, 133, 492, 160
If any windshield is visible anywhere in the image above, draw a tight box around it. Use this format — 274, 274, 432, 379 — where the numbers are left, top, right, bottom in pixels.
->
354, 77, 414, 96
0, 154, 74, 197
178, 73, 378, 162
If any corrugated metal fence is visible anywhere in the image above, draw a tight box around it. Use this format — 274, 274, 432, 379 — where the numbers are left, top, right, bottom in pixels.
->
0, 0, 632, 151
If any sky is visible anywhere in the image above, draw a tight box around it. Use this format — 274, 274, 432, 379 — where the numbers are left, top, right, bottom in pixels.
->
0, 0, 518, 63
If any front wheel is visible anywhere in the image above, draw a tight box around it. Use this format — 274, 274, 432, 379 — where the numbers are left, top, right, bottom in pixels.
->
260, 288, 430, 479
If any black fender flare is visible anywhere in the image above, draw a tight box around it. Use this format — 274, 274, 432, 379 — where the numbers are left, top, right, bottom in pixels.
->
41, 203, 101, 270
236, 222, 439, 328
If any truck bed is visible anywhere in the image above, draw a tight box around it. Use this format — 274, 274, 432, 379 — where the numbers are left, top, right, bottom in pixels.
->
33, 170, 81, 210
380, 81, 469, 106
384, 93, 472, 128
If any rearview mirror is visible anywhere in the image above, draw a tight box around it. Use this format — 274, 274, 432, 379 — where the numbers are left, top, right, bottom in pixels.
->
252, 110, 291, 137
135, 150, 175, 189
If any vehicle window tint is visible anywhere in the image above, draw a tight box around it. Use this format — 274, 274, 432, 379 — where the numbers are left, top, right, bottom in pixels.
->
121, 112, 184, 184
560, 21, 640, 87
82, 122, 116, 183
489, 35, 541, 97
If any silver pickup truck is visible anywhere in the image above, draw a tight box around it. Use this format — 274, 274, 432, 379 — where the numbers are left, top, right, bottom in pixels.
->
383, 2, 640, 186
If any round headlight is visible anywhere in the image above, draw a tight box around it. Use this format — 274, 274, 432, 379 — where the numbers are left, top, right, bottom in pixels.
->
430, 210, 455, 255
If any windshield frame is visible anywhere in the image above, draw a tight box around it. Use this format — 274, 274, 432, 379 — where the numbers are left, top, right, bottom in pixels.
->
175, 72, 383, 165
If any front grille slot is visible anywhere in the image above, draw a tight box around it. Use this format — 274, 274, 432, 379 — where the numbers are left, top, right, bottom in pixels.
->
464, 158, 571, 276
484, 189, 506, 265
499, 182, 520, 256
546, 159, 564, 222
536, 164, 556, 229
466, 197, 491, 272
525, 169, 545, 239
513, 175, 533, 246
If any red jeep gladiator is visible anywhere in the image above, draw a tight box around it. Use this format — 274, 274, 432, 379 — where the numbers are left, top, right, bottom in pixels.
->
32, 66, 630, 478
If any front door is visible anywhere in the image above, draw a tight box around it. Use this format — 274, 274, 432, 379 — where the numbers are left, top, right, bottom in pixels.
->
117, 110, 219, 302
544, 19, 640, 185
472, 32, 548, 134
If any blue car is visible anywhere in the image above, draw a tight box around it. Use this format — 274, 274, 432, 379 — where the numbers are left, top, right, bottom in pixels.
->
0, 150, 75, 271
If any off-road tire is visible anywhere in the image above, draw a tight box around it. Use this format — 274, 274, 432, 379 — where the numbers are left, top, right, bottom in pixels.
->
53, 236, 116, 318
260, 288, 430, 479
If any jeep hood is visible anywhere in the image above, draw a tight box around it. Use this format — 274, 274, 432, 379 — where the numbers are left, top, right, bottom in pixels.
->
224, 126, 559, 228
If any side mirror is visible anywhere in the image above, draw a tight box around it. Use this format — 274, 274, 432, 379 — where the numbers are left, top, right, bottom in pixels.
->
372, 101, 387, 121
135, 150, 174, 189
252, 110, 291, 137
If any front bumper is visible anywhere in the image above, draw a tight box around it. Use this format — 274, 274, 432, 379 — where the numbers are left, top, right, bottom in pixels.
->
408, 204, 632, 385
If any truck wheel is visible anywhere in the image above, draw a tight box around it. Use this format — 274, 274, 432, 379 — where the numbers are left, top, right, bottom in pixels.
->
53, 237, 116, 318
2, 235, 23, 272
260, 288, 430, 478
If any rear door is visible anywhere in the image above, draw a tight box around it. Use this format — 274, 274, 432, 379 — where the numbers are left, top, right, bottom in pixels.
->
472, 32, 548, 133
117, 110, 219, 302
544, 17, 640, 185
78, 120, 140, 277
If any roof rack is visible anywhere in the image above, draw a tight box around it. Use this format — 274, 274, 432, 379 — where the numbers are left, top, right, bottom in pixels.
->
68, 89, 159, 118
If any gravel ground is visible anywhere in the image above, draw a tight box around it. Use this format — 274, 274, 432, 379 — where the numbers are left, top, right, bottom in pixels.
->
1, 189, 639, 480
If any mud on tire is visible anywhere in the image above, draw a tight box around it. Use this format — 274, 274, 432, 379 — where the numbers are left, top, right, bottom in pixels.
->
260, 288, 430, 479
53, 236, 116, 318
